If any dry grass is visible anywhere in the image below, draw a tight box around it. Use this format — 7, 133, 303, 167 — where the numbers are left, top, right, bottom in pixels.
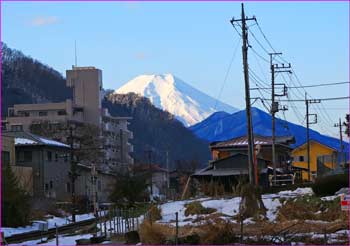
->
277, 196, 347, 222
139, 217, 349, 245
196, 219, 239, 244
184, 201, 216, 217
138, 221, 172, 244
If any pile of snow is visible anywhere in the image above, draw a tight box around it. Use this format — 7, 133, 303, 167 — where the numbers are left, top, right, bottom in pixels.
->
115, 74, 237, 126
276, 187, 314, 197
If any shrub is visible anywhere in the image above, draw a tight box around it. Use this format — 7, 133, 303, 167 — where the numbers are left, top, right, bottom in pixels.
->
184, 201, 216, 217
109, 172, 149, 208
147, 204, 162, 221
312, 173, 349, 197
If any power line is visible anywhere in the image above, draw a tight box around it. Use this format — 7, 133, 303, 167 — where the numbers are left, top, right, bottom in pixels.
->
214, 35, 241, 110
251, 96, 350, 102
249, 46, 270, 63
248, 67, 270, 87
248, 27, 270, 55
250, 81, 350, 90
288, 105, 349, 110
255, 20, 277, 53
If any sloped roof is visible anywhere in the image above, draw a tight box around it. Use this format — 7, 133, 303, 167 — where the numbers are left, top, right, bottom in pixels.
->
193, 168, 248, 177
133, 164, 168, 173
3, 131, 69, 148
210, 135, 295, 149
293, 139, 338, 152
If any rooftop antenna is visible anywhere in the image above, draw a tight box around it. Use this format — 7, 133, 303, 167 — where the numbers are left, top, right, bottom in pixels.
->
74, 40, 77, 67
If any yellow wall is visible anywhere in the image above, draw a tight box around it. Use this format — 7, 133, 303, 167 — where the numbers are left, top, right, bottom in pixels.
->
292, 141, 336, 181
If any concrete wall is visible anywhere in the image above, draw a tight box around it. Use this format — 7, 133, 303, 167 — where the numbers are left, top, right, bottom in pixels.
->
12, 166, 33, 195
15, 146, 71, 201
75, 166, 115, 203
1, 135, 16, 166
5, 100, 81, 131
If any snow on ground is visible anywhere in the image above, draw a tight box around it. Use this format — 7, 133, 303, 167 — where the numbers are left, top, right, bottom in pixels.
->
262, 197, 282, 221
2, 212, 104, 237
201, 197, 241, 216
158, 187, 317, 225
276, 187, 314, 198
320, 194, 341, 201
11, 233, 94, 246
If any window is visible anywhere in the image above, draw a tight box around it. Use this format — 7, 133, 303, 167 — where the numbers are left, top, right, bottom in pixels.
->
98, 180, 102, 192
66, 182, 71, 193
50, 181, 53, 189
47, 151, 52, 161
298, 156, 305, 162
18, 111, 30, 117
57, 110, 67, 116
24, 151, 32, 161
18, 151, 32, 162
8, 108, 14, 117
10, 125, 23, 131
2, 151, 10, 166
39, 111, 48, 117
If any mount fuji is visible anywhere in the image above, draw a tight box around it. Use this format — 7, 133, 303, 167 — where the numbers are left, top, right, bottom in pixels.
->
114, 74, 238, 126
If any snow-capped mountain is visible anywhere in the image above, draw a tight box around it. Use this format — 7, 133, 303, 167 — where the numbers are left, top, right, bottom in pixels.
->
114, 74, 238, 126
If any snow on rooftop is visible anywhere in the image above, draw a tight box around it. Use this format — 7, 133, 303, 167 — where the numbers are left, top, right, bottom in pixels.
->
14, 136, 69, 148
14, 138, 36, 145
38, 137, 69, 148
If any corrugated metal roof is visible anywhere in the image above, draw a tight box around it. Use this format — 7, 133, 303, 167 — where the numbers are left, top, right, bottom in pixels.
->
211, 135, 295, 148
193, 168, 248, 177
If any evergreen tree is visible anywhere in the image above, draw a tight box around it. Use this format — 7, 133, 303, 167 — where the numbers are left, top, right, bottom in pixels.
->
1, 163, 31, 227
109, 171, 149, 208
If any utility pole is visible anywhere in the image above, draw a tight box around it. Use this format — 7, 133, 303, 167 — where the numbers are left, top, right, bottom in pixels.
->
334, 118, 344, 169
145, 150, 153, 196
305, 94, 320, 181
166, 150, 170, 189
120, 129, 124, 169
91, 163, 98, 217
269, 53, 290, 185
69, 127, 77, 223
231, 3, 256, 185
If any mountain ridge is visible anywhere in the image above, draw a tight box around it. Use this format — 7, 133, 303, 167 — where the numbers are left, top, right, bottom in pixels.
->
190, 107, 348, 151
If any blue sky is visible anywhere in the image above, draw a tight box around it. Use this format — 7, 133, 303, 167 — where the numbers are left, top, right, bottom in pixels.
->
2, 1, 349, 137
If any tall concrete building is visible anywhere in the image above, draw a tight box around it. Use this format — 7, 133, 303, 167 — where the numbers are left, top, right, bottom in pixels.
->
4, 66, 133, 171
66, 66, 103, 126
